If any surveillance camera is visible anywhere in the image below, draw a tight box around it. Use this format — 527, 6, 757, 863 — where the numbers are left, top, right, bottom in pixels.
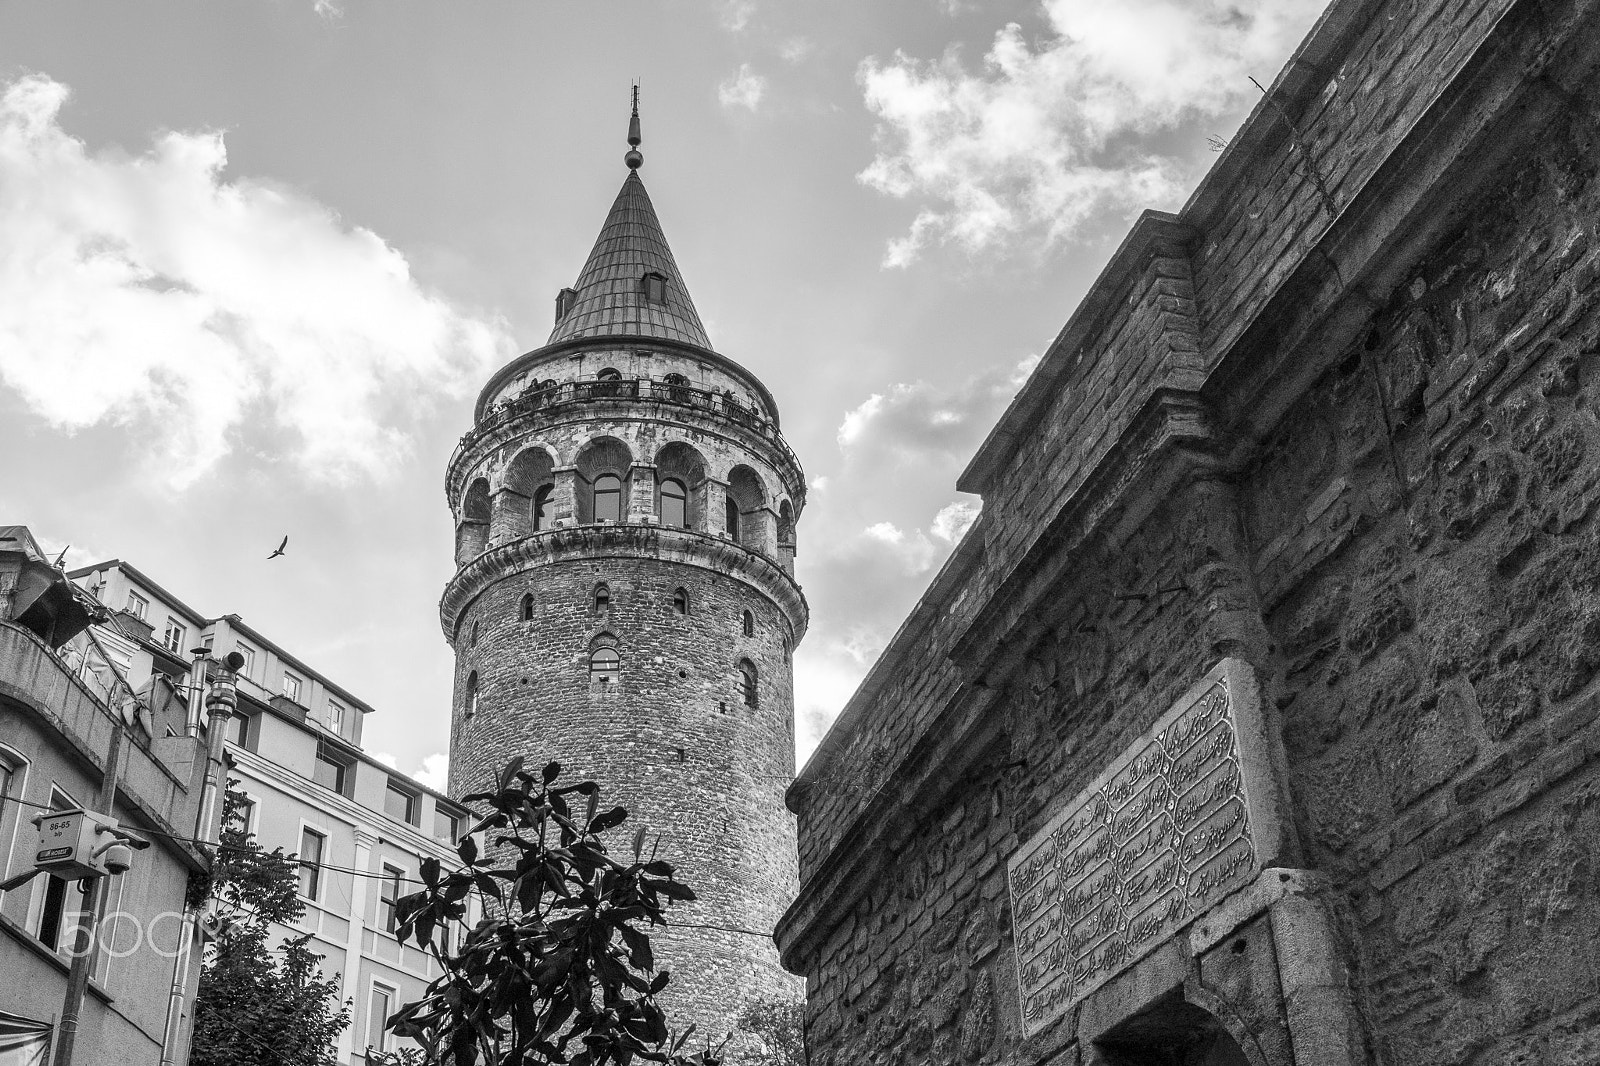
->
102, 843, 133, 875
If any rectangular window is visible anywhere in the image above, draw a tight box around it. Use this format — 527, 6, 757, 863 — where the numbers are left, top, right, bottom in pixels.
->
225, 795, 254, 838
384, 781, 415, 825
34, 789, 76, 950
378, 864, 403, 934
125, 591, 148, 620
281, 673, 302, 703
312, 749, 346, 795
367, 984, 393, 1052
298, 827, 325, 901
228, 713, 252, 749
162, 618, 186, 653
236, 644, 256, 680
433, 808, 458, 842
327, 700, 344, 733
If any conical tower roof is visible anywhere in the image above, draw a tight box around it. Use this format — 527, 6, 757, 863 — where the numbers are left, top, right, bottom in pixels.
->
547, 168, 712, 349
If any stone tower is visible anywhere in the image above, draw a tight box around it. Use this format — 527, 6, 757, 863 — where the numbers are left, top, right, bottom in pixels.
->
440, 98, 807, 1037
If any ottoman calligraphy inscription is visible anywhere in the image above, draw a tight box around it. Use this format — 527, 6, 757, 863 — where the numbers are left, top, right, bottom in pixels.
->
1007, 659, 1275, 1037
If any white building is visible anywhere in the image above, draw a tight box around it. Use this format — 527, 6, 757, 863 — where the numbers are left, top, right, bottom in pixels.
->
69, 559, 468, 1064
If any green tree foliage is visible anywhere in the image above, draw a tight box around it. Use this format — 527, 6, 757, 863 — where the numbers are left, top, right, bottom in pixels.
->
387, 758, 720, 1066
190, 784, 350, 1066
725, 999, 804, 1066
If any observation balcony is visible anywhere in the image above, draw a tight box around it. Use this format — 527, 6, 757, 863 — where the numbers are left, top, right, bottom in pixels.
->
450, 376, 800, 478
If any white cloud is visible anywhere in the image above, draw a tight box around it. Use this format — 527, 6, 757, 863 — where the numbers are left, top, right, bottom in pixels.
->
930, 498, 979, 543
312, 0, 343, 18
412, 752, 449, 792
371, 751, 399, 769
858, 0, 1325, 264
0, 75, 506, 490
717, 64, 768, 112
779, 38, 813, 65
720, 0, 755, 32
836, 354, 1036, 467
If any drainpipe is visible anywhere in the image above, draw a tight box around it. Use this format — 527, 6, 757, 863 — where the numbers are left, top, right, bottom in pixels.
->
159, 651, 238, 1066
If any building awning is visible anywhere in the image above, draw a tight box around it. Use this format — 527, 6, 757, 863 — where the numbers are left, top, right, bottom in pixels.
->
0, 1010, 51, 1066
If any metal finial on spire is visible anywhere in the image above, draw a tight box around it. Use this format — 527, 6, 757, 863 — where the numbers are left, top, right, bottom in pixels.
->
625, 84, 643, 169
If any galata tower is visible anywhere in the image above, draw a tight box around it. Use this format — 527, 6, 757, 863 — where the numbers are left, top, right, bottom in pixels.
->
440, 95, 807, 1037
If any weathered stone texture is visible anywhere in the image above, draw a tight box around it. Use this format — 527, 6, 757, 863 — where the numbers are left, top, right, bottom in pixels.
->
780, 0, 1600, 1062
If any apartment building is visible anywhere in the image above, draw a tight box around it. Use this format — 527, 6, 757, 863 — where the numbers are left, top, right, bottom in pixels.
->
0, 526, 216, 1066
69, 559, 469, 1064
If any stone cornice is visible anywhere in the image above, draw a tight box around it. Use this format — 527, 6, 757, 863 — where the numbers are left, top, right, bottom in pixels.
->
438, 525, 809, 645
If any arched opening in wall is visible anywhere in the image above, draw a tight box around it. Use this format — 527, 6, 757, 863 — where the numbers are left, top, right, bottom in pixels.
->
654, 442, 707, 529
738, 659, 759, 708
1094, 997, 1252, 1066
520, 593, 535, 623
594, 583, 611, 612
742, 610, 754, 637
504, 446, 557, 539
672, 588, 690, 616
777, 499, 797, 571
726, 465, 768, 550
662, 371, 691, 405
469, 622, 479, 648
590, 634, 620, 686
464, 671, 479, 719
532, 485, 554, 531
660, 479, 687, 528
574, 437, 634, 524
456, 479, 492, 566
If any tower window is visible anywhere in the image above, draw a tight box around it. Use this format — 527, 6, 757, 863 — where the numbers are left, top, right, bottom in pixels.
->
594, 473, 622, 523
595, 583, 611, 611
597, 367, 622, 381
739, 660, 759, 709
641, 273, 667, 303
672, 588, 689, 616
742, 610, 754, 637
520, 593, 535, 622
590, 636, 620, 685
470, 621, 479, 648
660, 478, 687, 528
725, 497, 740, 540
464, 671, 479, 719
532, 485, 553, 531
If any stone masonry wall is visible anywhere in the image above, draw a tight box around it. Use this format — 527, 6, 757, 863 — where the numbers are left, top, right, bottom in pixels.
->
449, 550, 801, 1035
783, 0, 1600, 1062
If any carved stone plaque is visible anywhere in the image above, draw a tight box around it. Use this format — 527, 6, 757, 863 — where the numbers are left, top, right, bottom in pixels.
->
1007, 659, 1280, 1037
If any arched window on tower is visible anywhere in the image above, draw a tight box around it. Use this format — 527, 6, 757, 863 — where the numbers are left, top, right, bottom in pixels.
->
520, 593, 535, 623
594, 583, 611, 612
590, 635, 620, 685
672, 588, 689, 616
742, 610, 754, 637
660, 478, 687, 528
464, 671, 479, 719
532, 485, 553, 531
725, 496, 740, 541
594, 474, 622, 523
738, 659, 759, 709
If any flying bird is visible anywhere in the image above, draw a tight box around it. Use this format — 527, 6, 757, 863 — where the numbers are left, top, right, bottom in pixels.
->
268, 536, 288, 560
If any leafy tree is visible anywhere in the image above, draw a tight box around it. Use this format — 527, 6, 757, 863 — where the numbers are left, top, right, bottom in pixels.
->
724, 999, 804, 1066
386, 758, 721, 1066
189, 784, 350, 1066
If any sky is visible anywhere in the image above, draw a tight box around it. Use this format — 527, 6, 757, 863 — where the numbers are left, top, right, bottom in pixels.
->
0, 0, 1328, 790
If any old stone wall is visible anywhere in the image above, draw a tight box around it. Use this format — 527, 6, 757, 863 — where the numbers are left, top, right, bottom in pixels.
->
781, 0, 1600, 1062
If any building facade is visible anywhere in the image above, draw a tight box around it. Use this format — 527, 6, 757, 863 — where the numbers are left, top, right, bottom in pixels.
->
0, 526, 215, 1066
777, 0, 1600, 1063
441, 108, 807, 1037
68, 559, 471, 1065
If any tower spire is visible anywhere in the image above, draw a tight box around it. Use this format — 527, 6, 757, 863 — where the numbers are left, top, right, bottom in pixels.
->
625, 84, 643, 170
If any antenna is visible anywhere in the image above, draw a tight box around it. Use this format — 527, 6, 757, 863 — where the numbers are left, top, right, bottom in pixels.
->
625, 83, 644, 169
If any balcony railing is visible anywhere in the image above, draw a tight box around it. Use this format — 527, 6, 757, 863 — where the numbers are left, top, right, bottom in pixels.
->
455, 377, 799, 473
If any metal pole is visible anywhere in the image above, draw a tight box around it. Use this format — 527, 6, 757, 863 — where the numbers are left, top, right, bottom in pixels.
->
52, 709, 125, 1066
